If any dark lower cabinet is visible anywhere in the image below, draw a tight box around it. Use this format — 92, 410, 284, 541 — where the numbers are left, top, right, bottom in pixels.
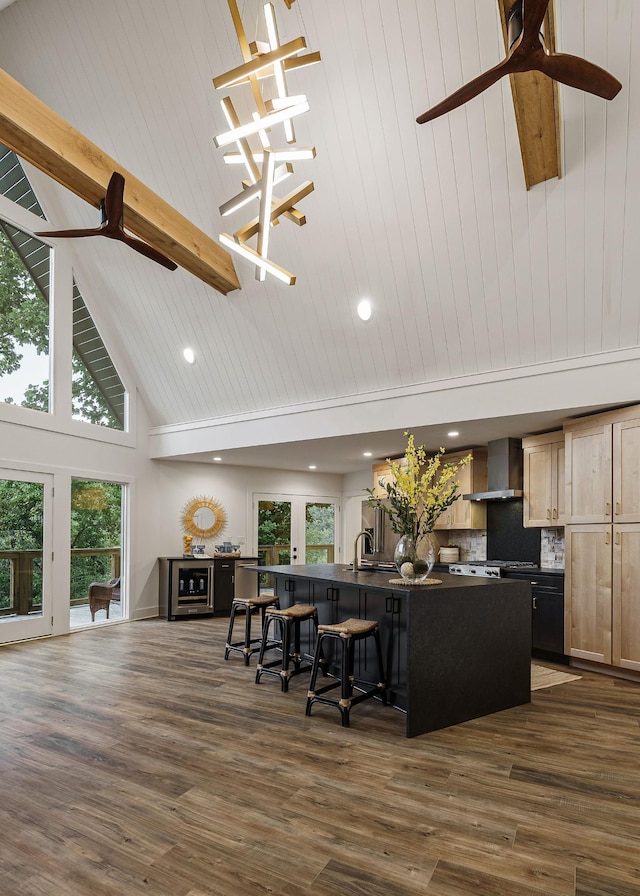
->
503, 570, 565, 660
213, 557, 259, 617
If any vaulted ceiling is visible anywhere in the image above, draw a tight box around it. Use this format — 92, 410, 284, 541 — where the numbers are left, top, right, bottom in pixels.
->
0, 0, 638, 473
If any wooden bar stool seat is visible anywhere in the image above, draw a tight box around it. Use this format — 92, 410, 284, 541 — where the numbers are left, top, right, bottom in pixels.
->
224, 594, 280, 665
255, 603, 319, 692
305, 618, 387, 727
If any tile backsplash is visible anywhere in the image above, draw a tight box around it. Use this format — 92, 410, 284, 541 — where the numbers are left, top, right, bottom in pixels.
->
435, 527, 565, 568
443, 530, 487, 561
541, 528, 565, 569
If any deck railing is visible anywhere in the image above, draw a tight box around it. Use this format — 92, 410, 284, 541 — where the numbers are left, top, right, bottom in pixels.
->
0, 548, 121, 616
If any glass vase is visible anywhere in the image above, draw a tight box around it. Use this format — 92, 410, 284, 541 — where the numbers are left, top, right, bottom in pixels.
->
393, 532, 436, 583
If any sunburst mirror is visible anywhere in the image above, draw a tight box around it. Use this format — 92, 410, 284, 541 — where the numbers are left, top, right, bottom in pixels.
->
180, 496, 227, 540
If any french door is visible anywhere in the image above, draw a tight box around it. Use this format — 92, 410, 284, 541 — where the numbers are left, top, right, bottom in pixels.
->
0, 469, 53, 644
255, 494, 339, 569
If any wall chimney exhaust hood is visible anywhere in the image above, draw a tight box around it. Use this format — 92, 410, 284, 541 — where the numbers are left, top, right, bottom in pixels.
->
464, 437, 523, 502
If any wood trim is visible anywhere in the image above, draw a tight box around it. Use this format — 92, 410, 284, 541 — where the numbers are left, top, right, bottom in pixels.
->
521, 430, 564, 449
497, 0, 561, 190
0, 67, 240, 294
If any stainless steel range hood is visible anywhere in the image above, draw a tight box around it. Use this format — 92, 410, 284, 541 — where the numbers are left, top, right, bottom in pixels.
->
463, 438, 523, 502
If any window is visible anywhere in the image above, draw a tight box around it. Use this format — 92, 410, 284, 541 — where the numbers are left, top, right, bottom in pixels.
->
0, 143, 128, 430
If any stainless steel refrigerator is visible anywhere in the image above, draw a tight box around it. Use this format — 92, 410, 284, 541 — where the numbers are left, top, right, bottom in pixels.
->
360, 500, 397, 566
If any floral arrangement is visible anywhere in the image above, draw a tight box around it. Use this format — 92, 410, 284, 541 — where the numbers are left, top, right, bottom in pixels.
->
366, 433, 471, 539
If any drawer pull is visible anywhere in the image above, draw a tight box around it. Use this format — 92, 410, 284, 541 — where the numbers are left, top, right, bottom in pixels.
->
532, 596, 538, 610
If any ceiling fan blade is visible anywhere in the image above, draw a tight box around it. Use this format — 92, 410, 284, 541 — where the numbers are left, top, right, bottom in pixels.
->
417, 59, 514, 124
520, 0, 551, 43
117, 231, 178, 270
103, 171, 125, 224
35, 226, 103, 239
538, 52, 622, 100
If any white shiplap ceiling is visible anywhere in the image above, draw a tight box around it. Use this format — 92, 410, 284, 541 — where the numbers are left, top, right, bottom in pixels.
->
0, 0, 638, 473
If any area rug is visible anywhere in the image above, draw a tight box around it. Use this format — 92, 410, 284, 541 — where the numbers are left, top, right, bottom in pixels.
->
531, 663, 582, 691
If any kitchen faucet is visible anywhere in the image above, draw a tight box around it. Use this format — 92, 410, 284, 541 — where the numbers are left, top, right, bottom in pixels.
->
353, 530, 373, 571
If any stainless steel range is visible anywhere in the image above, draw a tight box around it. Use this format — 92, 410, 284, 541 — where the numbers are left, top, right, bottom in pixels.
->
449, 560, 538, 578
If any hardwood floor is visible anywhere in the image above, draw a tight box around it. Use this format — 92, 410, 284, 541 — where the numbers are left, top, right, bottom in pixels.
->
1, 617, 640, 895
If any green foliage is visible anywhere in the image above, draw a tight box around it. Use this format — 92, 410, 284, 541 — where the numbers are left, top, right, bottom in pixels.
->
366, 433, 471, 537
1, 228, 120, 426
0, 229, 49, 383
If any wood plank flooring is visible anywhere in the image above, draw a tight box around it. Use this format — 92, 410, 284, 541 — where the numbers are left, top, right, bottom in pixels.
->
1, 618, 639, 895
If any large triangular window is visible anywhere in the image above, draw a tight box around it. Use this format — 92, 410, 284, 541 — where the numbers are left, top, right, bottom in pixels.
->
0, 143, 127, 430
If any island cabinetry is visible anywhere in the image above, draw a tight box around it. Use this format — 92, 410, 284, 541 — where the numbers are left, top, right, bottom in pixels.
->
359, 587, 408, 708
433, 449, 487, 530
565, 405, 640, 670
522, 432, 565, 527
257, 565, 531, 737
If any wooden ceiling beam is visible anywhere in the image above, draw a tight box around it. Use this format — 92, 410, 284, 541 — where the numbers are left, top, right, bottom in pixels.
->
497, 0, 561, 189
0, 67, 240, 294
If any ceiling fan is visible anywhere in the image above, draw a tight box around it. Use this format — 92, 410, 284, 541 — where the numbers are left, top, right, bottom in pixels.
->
36, 171, 178, 271
416, 0, 622, 125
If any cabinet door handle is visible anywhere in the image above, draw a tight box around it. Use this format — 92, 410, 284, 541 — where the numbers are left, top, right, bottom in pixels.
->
552, 508, 557, 520
546, 509, 551, 520
615, 532, 621, 545
532, 596, 537, 610
605, 502, 611, 516
615, 502, 621, 515
605, 531, 611, 545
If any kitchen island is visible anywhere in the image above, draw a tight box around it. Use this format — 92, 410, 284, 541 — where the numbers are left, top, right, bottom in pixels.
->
250, 564, 531, 737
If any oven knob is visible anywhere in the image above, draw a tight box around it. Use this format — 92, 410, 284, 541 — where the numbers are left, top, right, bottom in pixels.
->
469, 567, 476, 574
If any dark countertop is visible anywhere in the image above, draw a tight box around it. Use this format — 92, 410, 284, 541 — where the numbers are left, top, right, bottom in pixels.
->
250, 563, 521, 594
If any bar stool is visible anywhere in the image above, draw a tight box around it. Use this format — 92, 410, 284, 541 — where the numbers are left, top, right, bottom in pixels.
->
305, 618, 387, 727
255, 603, 319, 692
224, 594, 280, 665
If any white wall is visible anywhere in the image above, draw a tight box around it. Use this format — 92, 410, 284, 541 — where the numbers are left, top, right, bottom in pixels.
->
151, 459, 344, 559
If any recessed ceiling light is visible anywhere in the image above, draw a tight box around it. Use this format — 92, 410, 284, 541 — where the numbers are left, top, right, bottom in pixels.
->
363, 451, 372, 457
183, 347, 196, 364
447, 431, 459, 437
308, 465, 317, 470
357, 299, 372, 321
213, 456, 222, 462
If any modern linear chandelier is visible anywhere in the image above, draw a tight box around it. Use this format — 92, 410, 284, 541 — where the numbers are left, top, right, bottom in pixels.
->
213, 0, 320, 285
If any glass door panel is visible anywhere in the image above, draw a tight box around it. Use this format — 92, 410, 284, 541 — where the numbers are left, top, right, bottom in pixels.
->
70, 479, 124, 627
0, 469, 52, 644
305, 501, 336, 564
255, 494, 338, 590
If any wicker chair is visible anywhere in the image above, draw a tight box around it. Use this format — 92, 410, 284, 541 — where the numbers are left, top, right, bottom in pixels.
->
88, 577, 121, 621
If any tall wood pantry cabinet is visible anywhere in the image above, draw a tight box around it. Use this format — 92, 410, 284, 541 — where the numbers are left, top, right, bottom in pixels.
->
564, 405, 640, 672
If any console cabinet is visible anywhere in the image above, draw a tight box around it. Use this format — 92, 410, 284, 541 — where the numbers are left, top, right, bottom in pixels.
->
159, 556, 258, 620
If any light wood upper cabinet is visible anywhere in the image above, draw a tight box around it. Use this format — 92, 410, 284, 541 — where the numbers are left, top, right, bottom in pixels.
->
613, 417, 640, 522
371, 458, 408, 499
434, 449, 487, 531
565, 421, 613, 524
564, 524, 612, 664
522, 432, 565, 527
